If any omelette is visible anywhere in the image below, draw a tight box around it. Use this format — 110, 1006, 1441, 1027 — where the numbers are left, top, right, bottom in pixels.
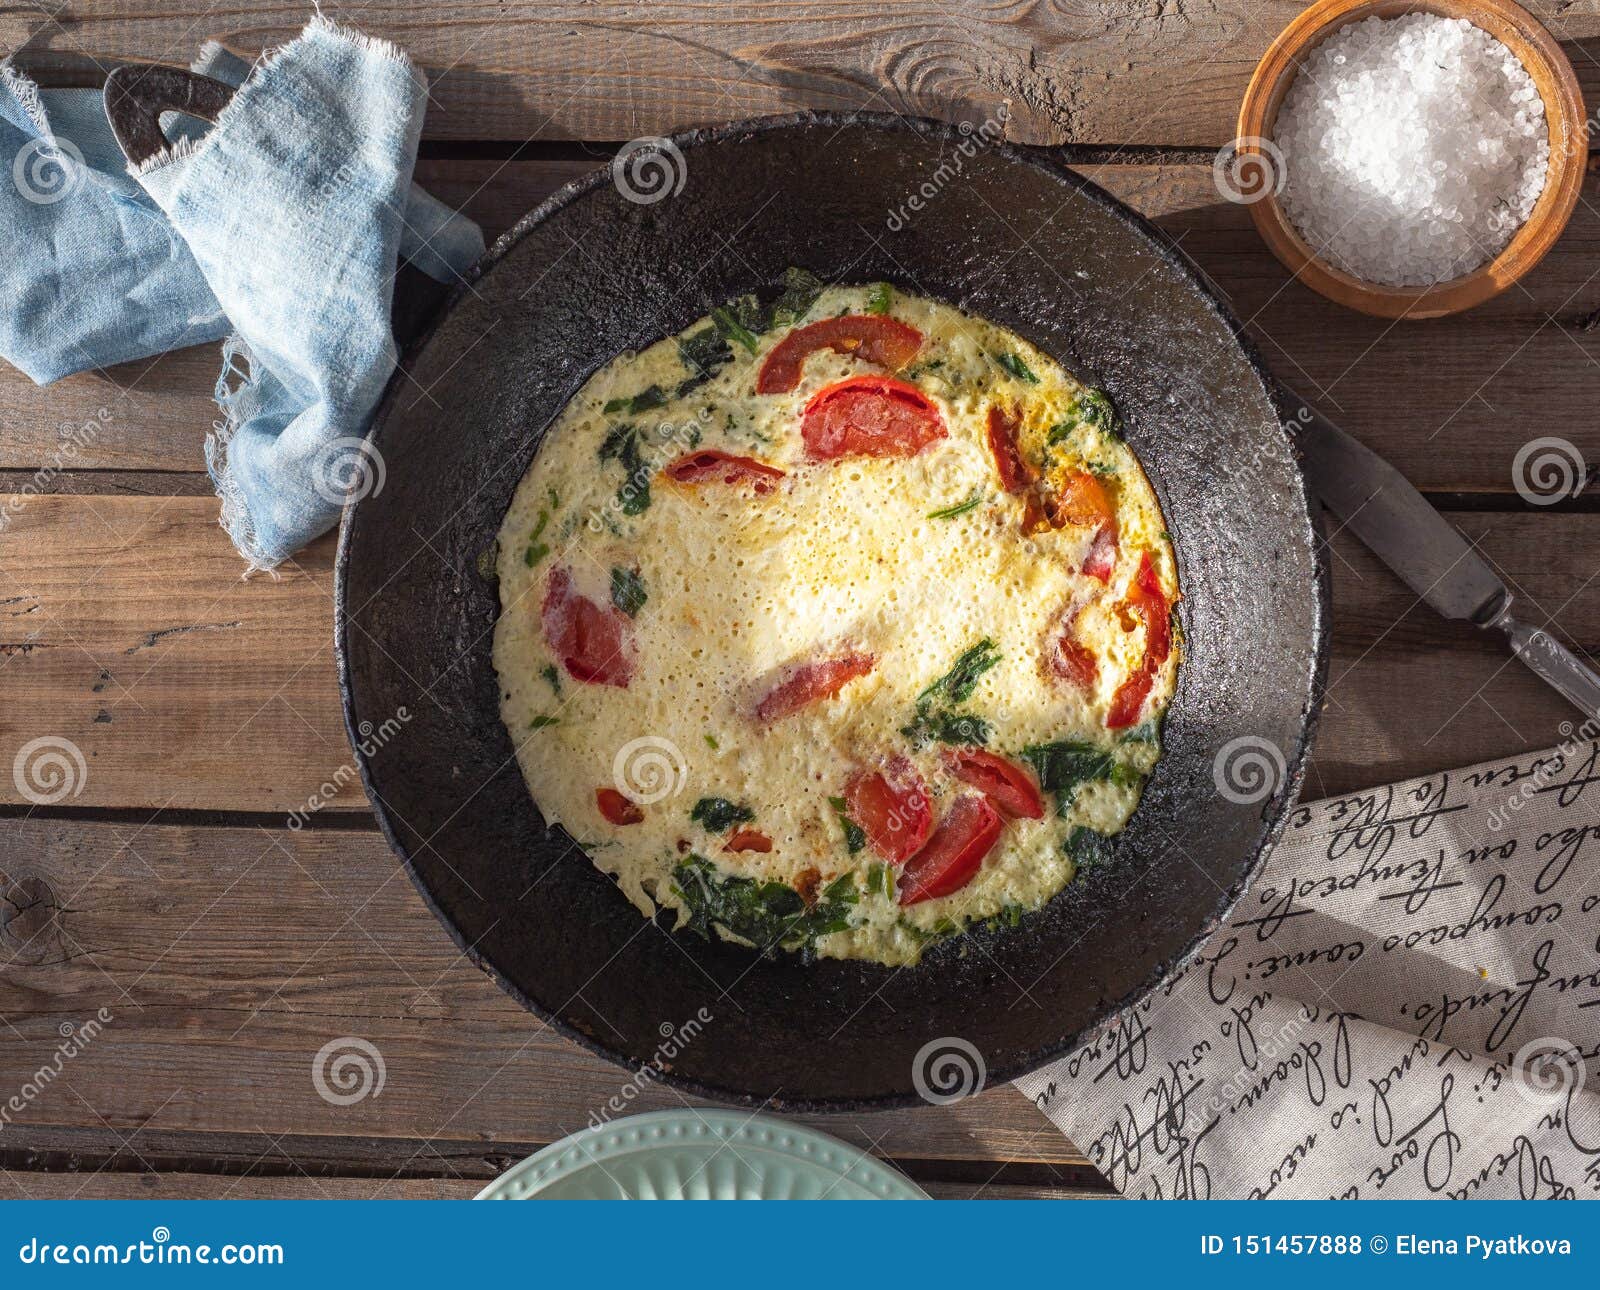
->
492, 274, 1180, 967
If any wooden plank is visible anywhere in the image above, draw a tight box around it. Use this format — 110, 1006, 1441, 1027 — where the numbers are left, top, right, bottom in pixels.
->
9, 2, 1600, 148
5, 159, 1600, 494
1, 1171, 1107, 1200
0, 818, 1088, 1166
0, 497, 357, 812
2, 500, 1596, 811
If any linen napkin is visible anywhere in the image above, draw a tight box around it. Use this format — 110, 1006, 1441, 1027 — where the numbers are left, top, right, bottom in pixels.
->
1014, 739, 1600, 1198
0, 16, 484, 570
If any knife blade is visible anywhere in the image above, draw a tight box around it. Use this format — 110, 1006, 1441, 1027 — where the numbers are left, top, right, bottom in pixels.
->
1283, 387, 1600, 722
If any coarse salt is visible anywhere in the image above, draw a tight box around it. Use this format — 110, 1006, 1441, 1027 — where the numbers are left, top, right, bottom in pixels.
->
1274, 14, 1549, 287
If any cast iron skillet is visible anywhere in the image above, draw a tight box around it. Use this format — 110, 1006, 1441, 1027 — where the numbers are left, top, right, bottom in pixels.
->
325, 114, 1328, 1109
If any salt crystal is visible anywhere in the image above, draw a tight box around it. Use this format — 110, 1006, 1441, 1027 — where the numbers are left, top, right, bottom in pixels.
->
1273, 13, 1550, 286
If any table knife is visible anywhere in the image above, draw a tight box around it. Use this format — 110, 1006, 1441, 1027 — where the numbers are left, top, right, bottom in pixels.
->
1284, 389, 1600, 722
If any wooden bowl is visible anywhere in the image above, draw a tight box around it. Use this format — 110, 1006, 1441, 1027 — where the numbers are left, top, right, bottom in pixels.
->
1236, 0, 1586, 318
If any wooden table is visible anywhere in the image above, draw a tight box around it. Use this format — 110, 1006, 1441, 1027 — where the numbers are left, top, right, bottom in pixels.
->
4, 2, 1599, 1201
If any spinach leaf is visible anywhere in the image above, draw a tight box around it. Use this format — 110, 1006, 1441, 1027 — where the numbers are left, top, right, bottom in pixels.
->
903, 640, 999, 748
827, 796, 867, 853
1119, 718, 1162, 746
1108, 762, 1145, 791
527, 715, 560, 730
900, 709, 990, 748
920, 639, 1001, 707
770, 266, 825, 328
1046, 420, 1075, 446
995, 351, 1039, 384
690, 797, 755, 833
1065, 825, 1115, 871
603, 384, 667, 416
1076, 387, 1121, 439
676, 326, 734, 392
983, 903, 1026, 932
867, 862, 893, 898
808, 873, 860, 937
711, 302, 761, 355
865, 282, 892, 315
927, 492, 983, 520
524, 505, 554, 566
900, 915, 960, 946
672, 856, 857, 953
540, 663, 561, 696
1019, 739, 1115, 801
610, 566, 647, 617
598, 423, 651, 515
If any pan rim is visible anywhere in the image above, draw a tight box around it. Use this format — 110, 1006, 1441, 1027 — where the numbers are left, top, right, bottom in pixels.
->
333, 109, 1332, 1113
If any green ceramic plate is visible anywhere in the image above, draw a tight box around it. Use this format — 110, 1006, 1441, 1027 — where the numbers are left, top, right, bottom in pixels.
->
475, 1110, 930, 1200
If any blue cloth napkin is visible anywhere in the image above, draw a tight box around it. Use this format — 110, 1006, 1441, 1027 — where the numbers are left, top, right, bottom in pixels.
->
0, 17, 484, 569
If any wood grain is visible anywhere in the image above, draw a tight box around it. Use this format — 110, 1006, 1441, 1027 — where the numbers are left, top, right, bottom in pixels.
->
0, 818, 1090, 1168
6, 159, 1600, 494
0, 497, 355, 812
1, 495, 1595, 811
1, 1172, 1109, 1200
7, 1, 1600, 148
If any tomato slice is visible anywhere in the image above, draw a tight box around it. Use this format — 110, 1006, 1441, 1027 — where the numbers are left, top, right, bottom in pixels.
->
1050, 615, 1099, 689
897, 795, 1005, 906
1082, 525, 1118, 583
986, 403, 1035, 493
1106, 552, 1172, 729
755, 652, 876, 721
941, 748, 1045, 820
596, 787, 644, 825
1048, 470, 1120, 583
542, 566, 633, 687
756, 315, 925, 394
843, 755, 933, 864
800, 376, 946, 461
663, 450, 785, 494
725, 828, 773, 853
1105, 669, 1155, 730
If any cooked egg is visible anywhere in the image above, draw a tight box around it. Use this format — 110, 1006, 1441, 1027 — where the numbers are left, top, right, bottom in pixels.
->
493, 279, 1179, 967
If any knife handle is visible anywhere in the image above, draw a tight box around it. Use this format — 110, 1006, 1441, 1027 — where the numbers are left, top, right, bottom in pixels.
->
1490, 607, 1600, 723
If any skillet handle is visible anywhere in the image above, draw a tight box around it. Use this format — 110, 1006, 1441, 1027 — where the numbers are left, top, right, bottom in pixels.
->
101, 61, 447, 347
103, 65, 235, 168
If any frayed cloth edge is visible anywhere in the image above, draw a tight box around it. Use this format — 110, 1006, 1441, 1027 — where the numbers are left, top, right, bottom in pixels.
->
0, 59, 51, 136
205, 335, 280, 576
128, 132, 208, 178
124, 14, 423, 192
